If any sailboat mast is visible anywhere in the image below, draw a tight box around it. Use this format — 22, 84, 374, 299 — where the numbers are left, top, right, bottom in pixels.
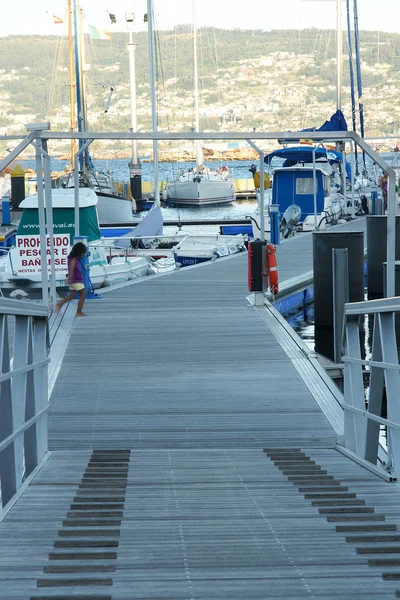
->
68, 0, 77, 161
73, 0, 84, 171
193, 0, 199, 133
336, 0, 343, 111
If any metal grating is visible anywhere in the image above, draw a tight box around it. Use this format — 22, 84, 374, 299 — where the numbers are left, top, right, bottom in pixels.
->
31, 450, 130, 599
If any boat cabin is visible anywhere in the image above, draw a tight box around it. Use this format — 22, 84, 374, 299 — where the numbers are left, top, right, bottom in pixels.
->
271, 167, 330, 219
17, 188, 101, 242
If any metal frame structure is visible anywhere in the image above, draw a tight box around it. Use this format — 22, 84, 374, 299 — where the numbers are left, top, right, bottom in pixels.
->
0, 128, 396, 299
340, 296, 400, 481
0, 298, 50, 516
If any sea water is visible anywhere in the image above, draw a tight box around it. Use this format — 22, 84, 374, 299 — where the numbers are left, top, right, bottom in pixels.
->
22, 157, 260, 228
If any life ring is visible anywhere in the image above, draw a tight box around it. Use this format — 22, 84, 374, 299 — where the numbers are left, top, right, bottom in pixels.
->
266, 243, 278, 295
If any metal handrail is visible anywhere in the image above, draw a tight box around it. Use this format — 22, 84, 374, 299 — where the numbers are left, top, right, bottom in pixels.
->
0, 298, 49, 512
342, 297, 400, 478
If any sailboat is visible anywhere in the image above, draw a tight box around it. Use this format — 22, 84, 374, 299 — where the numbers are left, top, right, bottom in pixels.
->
52, 0, 139, 223
163, 1, 235, 207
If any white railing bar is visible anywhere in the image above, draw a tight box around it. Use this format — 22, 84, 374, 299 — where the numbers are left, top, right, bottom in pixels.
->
342, 402, 400, 431
345, 296, 400, 316
342, 356, 400, 371
0, 358, 50, 383
0, 404, 49, 454
0, 299, 48, 317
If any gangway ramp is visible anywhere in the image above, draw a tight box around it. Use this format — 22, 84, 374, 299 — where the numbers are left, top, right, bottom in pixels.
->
1, 225, 400, 598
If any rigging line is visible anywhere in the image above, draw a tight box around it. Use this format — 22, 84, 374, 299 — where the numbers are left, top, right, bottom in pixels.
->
80, 14, 113, 169
153, 14, 181, 220
153, 16, 175, 165
47, 10, 68, 123
346, 0, 359, 175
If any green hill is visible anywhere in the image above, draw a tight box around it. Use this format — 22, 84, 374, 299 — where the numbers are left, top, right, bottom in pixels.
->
0, 27, 399, 152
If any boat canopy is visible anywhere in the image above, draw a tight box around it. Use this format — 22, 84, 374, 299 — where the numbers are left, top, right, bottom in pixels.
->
19, 188, 98, 209
17, 207, 101, 242
264, 146, 353, 181
17, 189, 101, 242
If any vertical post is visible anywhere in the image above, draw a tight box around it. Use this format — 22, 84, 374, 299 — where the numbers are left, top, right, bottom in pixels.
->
259, 151, 265, 242
350, 141, 355, 218
35, 140, 48, 306
246, 140, 265, 241
126, 14, 142, 211
147, 0, 159, 204
332, 247, 349, 364
312, 148, 317, 229
0, 314, 17, 506
1, 196, 10, 226
270, 205, 280, 245
342, 146, 347, 201
386, 170, 396, 297
42, 140, 57, 310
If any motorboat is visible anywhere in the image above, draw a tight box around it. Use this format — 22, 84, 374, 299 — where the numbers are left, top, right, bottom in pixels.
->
0, 188, 153, 299
250, 145, 370, 239
164, 165, 235, 207
173, 234, 247, 266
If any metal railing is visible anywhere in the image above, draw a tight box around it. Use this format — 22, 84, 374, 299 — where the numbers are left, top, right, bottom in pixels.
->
0, 298, 49, 513
340, 296, 400, 480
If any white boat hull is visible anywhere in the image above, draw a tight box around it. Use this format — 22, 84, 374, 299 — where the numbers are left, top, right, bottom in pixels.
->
165, 179, 235, 206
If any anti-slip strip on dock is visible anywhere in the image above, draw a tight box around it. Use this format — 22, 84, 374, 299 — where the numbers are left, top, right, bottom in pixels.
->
264, 448, 400, 596
31, 450, 131, 600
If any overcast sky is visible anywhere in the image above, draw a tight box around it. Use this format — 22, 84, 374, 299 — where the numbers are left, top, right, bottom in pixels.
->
1, 0, 400, 38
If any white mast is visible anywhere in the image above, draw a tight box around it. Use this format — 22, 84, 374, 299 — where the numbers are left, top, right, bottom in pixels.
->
336, 0, 342, 111
193, 0, 203, 167
147, 0, 159, 204
193, 0, 199, 133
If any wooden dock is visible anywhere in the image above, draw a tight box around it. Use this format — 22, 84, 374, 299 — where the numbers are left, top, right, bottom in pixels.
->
2, 217, 400, 599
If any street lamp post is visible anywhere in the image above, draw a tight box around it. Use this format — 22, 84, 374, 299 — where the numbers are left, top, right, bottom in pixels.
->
126, 12, 142, 212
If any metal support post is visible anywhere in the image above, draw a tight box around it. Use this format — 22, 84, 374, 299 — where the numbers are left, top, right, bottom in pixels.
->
386, 170, 397, 298
350, 141, 355, 218
332, 248, 349, 364
312, 148, 317, 229
1, 196, 10, 225
270, 204, 280, 245
247, 140, 265, 242
342, 146, 347, 199
35, 140, 48, 306
41, 140, 57, 310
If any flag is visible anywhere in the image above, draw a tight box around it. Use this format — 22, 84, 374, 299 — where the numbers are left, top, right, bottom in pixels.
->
203, 147, 214, 156
52, 15, 63, 24
89, 25, 111, 40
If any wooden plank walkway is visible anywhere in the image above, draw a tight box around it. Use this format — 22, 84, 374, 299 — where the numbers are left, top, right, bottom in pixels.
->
3, 217, 400, 599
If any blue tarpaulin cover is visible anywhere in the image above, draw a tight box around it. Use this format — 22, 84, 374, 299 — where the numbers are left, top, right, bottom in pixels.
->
302, 109, 348, 132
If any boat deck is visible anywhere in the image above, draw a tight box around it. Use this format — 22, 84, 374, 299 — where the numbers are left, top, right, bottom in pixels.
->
3, 217, 400, 599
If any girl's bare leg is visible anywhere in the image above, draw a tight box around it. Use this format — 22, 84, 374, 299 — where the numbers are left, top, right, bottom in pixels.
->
76, 289, 87, 316
56, 290, 76, 311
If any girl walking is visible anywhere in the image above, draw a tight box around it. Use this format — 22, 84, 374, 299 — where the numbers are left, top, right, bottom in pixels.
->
56, 242, 88, 316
